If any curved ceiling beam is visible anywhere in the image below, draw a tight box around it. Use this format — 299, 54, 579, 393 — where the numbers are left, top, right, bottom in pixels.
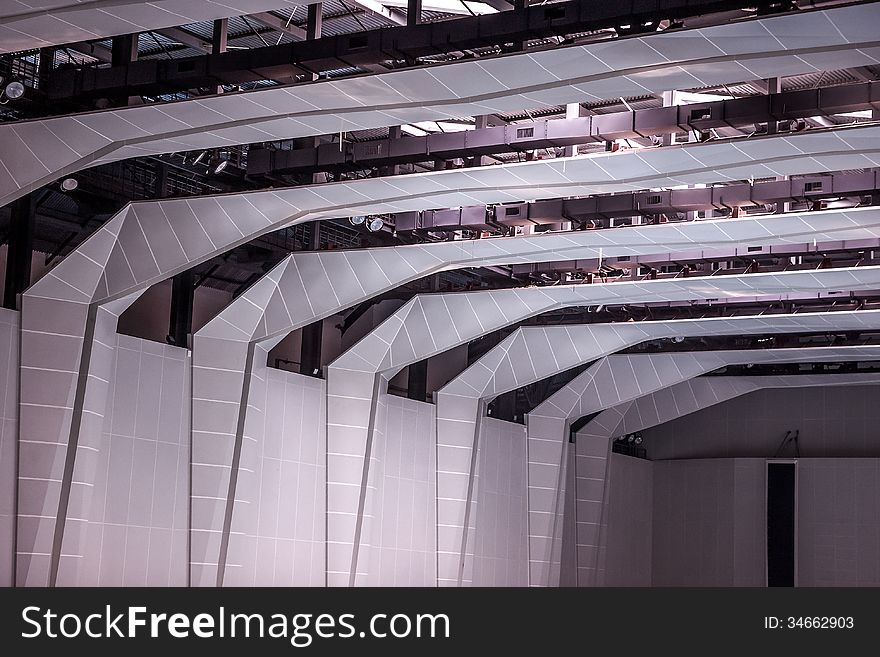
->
193, 205, 880, 586
0, 1, 312, 54
3, 2, 879, 207
324, 266, 880, 585
572, 371, 880, 586
200, 205, 880, 345
32, 124, 880, 310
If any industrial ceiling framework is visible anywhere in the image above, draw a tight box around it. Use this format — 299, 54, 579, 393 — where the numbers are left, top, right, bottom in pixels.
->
4, 0, 880, 590
3, 1, 880, 208
0, 1, 318, 53
435, 310, 880, 585
325, 270, 880, 586
21, 117, 880, 586
570, 370, 880, 586
193, 208, 880, 585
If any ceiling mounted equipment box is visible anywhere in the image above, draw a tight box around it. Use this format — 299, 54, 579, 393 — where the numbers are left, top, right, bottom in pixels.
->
752, 180, 796, 204
338, 31, 385, 67
430, 17, 482, 53
791, 176, 831, 198
249, 44, 304, 83
771, 88, 820, 119
818, 82, 872, 116
545, 117, 591, 146
635, 190, 675, 214
669, 187, 714, 212
722, 95, 771, 127
511, 264, 537, 276
393, 211, 421, 232
246, 147, 317, 176
477, 8, 530, 44
506, 122, 550, 149
596, 194, 637, 218
428, 208, 462, 230
562, 197, 599, 220
832, 171, 876, 195
871, 82, 880, 110
712, 185, 752, 209
429, 132, 468, 159
208, 50, 264, 84
316, 143, 348, 168
353, 140, 391, 164
679, 102, 727, 131
383, 26, 433, 60
590, 112, 639, 141
494, 203, 534, 227
634, 106, 678, 138
460, 205, 493, 231
465, 126, 507, 155
299, 39, 346, 74
390, 135, 429, 160
528, 2, 581, 35
528, 199, 565, 225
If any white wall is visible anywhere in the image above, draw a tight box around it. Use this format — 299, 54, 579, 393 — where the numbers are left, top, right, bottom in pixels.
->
471, 417, 528, 587
0, 309, 18, 587
369, 394, 436, 586
224, 367, 325, 587
602, 453, 654, 586
651, 458, 765, 587
73, 335, 191, 586
583, 453, 880, 587
798, 458, 880, 586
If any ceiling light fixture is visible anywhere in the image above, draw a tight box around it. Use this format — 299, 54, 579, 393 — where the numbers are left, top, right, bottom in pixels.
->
349, 215, 366, 226
367, 217, 385, 232
4, 81, 25, 100
60, 177, 78, 192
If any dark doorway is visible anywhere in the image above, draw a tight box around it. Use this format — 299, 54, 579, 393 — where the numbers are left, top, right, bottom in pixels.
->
766, 462, 796, 587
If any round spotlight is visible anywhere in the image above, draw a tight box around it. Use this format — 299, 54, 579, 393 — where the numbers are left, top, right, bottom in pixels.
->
673, 335, 685, 343
349, 215, 366, 226
367, 217, 385, 232
4, 81, 25, 100
60, 177, 78, 192
627, 434, 635, 443
634, 433, 643, 445
212, 160, 228, 175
